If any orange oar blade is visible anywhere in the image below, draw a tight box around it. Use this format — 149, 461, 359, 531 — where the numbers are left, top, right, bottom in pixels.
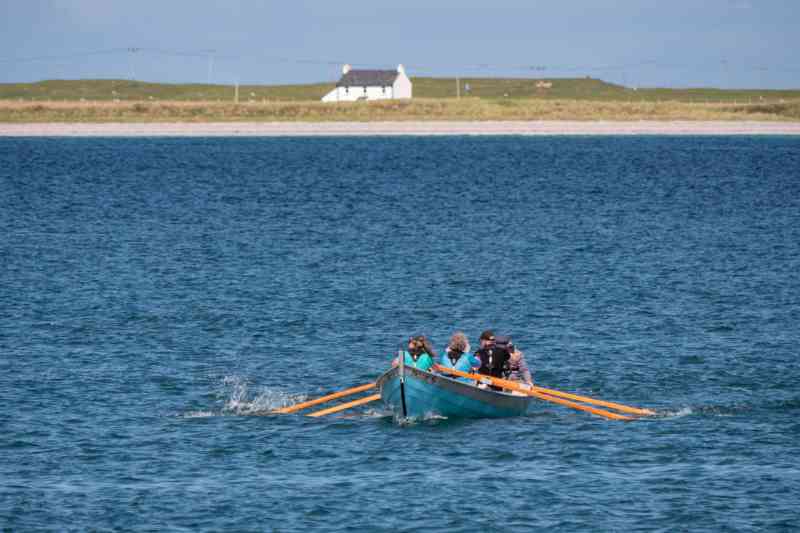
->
529, 390, 632, 421
306, 394, 381, 418
273, 383, 376, 414
532, 385, 655, 416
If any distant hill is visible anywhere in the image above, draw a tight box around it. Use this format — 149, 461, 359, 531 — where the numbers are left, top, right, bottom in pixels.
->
413, 77, 631, 99
0, 79, 331, 102
1, 77, 798, 103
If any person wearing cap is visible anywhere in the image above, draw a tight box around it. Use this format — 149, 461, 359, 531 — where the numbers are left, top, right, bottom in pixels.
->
438, 331, 480, 381
391, 335, 436, 372
474, 330, 511, 380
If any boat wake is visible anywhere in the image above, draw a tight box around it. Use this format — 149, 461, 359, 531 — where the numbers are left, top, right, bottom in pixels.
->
646, 396, 800, 420
359, 407, 393, 419
394, 411, 449, 426
644, 404, 746, 419
652, 406, 694, 419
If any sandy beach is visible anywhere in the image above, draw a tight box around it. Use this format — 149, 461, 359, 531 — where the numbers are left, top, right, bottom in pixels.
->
2, 120, 800, 136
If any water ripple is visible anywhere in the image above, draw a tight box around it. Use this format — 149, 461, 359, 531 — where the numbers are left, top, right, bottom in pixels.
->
2, 136, 799, 532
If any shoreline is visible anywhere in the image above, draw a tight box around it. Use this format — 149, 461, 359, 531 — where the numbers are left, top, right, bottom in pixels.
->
2, 120, 800, 137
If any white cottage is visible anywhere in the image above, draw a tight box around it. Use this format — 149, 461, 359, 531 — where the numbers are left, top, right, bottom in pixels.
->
321, 64, 412, 102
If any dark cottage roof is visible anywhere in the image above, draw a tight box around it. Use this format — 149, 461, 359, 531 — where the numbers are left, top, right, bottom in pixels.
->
336, 69, 398, 87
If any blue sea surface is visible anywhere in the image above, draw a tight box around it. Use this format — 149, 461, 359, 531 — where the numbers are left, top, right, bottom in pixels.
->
1, 135, 799, 532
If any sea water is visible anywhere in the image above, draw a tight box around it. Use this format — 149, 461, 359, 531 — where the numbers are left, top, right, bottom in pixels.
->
1, 136, 799, 531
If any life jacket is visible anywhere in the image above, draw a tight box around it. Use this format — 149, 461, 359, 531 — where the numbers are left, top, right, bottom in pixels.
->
441, 350, 476, 373
402, 350, 434, 371
439, 350, 478, 383
475, 346, 510, 378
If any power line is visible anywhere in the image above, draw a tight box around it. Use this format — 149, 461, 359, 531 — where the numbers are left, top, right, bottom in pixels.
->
1, 47, 798, 76
0, 48, 129, 63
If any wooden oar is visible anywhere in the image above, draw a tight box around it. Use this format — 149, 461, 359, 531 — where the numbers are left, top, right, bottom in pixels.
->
272, 383, 376, 414
531, 385, 655, 416
433, 365, 635, 421
306, 394, 381, 418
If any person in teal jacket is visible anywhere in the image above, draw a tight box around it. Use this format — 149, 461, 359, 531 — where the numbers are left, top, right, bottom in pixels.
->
438, 331, 480, 382
392, 335, 437, 372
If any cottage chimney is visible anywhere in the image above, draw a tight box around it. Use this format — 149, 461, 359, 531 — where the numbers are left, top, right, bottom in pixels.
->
342, 64, 352, 75
397, 64, 405, 74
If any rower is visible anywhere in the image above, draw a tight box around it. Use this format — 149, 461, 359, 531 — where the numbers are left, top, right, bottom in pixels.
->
392, 335, 436, 371
474, 330, 511, 390
438, 331, 480, 382
475, 330, 511, 378
506, 339, 533, 386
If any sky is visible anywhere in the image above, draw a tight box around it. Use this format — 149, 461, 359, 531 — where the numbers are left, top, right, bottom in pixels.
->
1, 0, 798, 89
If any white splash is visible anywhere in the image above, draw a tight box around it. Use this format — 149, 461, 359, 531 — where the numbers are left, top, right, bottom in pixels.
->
360, 407, 391, 419
394, 411, 448, 426
170, 374, 305, 417
221, 375, 302, 415
657, 406, 694, 419
181, 410, 215, 418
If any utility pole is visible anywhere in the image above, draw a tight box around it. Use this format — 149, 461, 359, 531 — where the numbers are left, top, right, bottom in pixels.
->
721, 59, 729, 90
456, 76, 460, 99
127, 47, 140, 81
207, 51, 215, 85
234, 80, 239, 104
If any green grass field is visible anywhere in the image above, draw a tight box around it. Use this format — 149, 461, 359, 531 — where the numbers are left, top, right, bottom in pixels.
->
3, 77, 799, 103
1, 77, 798, 122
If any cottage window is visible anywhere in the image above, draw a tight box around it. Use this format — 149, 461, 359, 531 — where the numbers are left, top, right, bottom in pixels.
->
345, 87, 349, 94
363, 87, 367, 94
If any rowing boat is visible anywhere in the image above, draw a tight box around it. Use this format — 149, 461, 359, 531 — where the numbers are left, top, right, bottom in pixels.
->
376, 365, 535, 419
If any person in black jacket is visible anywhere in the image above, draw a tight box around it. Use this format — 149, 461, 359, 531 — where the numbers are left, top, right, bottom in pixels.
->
474, 330, 511, 381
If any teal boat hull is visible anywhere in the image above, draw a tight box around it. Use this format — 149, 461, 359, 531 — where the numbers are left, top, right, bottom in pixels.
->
376, 366, 534, 419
